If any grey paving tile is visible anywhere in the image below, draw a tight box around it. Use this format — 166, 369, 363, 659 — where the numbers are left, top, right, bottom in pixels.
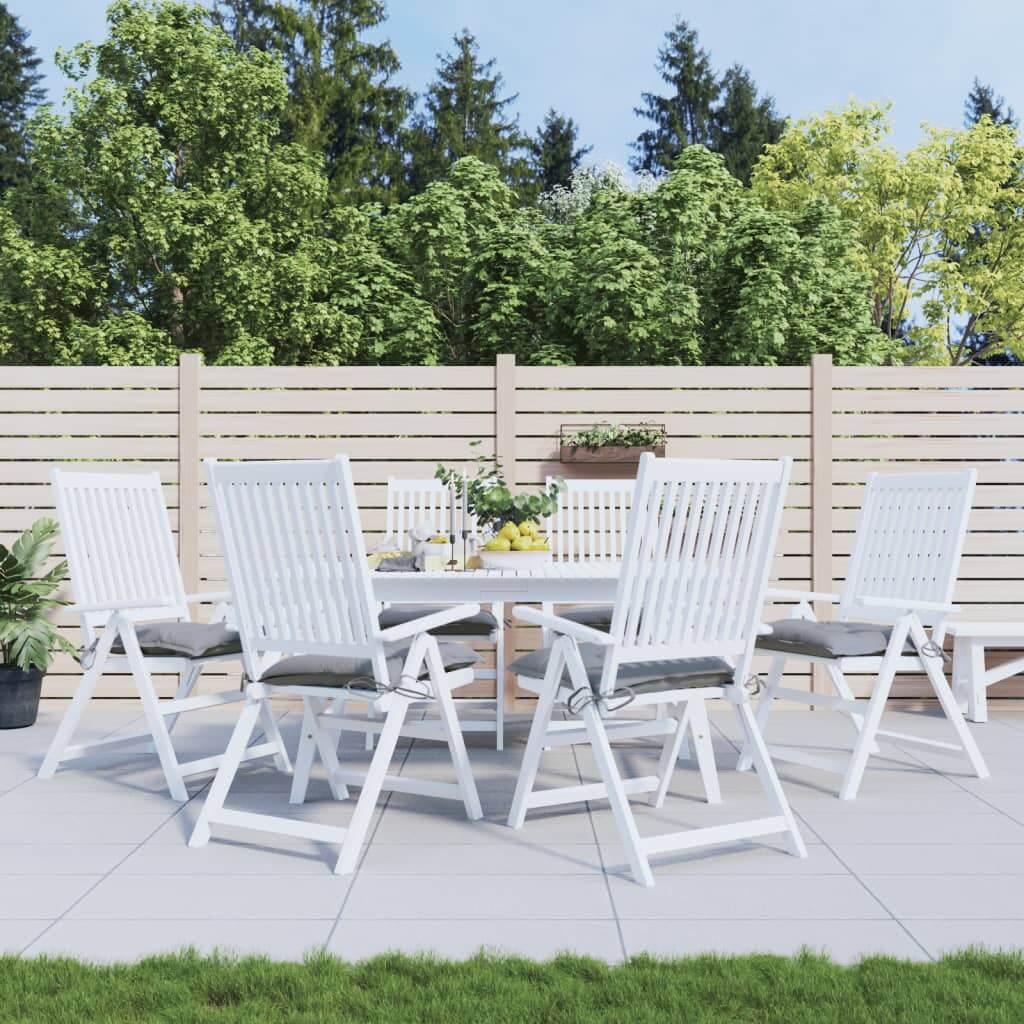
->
0, 789, 189, 815
798, 812, 1024, 846
905, 920, 1024, 957
328, 919, 623, 961
832, 844, 1024, 876
25, 919, 332, 962
0, 812, 175, 844
0, 921, 52, 954
341, 874, 614, 921
0, 844, 133, 875
861, 875, 1024, 921
117, 841, 337, 875
360, 842, 604, 875
67, 875, 353, 921
608, 874, 888, 920
620, 919, 926, 962
373, 804, 597, 845
599, 839, 846, 877
0, 875, 102, 919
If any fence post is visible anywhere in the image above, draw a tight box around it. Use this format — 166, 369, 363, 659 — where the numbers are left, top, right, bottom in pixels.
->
810, 353, 833, 696
178, 352, 202, 597
495, 354, 519, 706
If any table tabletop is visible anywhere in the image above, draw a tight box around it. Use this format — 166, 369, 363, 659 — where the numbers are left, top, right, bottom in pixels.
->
946, 621, 1024, 640
371, 562, 620, 605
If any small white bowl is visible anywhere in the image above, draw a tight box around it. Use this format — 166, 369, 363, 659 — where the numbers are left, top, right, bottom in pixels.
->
478, 549, 552, 569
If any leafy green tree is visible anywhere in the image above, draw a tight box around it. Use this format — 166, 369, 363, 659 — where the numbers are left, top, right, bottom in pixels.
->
631, 19, 718, 174
0, 2, 44, 194
965, 77, 1016, 128
405, 30, 528, 195
712, 64, 785, 184
0, 0, 429, 365
528, 109, 591, 194
212, 0, 412, 204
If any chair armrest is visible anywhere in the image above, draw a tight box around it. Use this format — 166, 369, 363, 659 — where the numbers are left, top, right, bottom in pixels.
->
69, 597, 176, 616
377, 603, 482, 643
512, 605, 615, 646
858, 595, 960, 615
184, 591, 231, 605
766, 588, 841, 604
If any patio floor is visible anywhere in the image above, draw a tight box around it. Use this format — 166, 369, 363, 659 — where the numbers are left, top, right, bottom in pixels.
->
2, 699, 1023, 964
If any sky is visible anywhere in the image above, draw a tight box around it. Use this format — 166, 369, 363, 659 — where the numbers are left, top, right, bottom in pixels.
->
9, 0, 1024, 166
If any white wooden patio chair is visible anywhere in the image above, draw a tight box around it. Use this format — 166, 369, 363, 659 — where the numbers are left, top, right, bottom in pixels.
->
737, 470, 988, 800
189, 457, 482, 875
38, 468, 287, 801
376, 477, 505, 748
507, 454, 806, 887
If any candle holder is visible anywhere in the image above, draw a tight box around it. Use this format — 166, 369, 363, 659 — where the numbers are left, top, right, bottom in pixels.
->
446, 531, 458, 572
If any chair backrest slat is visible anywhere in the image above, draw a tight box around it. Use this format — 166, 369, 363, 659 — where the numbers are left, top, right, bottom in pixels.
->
545, 477, 634, 563
51, 468, 188, 636
604, 455, 792, 694
386, 477, 450, 543
840, 470, 976, 626
206, 457, 378, 679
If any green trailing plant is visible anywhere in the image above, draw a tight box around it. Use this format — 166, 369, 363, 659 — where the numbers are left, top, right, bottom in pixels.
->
564, 422, 667, 449
0, 518, 76, 672
435, 447, 563, 534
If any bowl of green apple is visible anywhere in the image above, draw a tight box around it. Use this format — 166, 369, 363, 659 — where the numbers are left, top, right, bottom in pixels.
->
478, 520, 552, 569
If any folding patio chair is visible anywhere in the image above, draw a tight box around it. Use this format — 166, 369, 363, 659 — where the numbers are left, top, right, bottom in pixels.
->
38, 468, 287, 801
189, 457, 482, 875
507, 454, 806, 887
375, 477, 505, 748
737, 470, 989, 800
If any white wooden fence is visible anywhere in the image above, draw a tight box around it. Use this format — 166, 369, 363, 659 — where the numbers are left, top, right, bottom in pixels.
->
1, 354, 1022, 702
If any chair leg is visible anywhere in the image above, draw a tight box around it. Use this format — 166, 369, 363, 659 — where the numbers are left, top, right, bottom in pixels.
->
734, 697, 807, 858
38, 627, 116, 780
507, 676, 559, 829
689, 699, 721, 804
333, 700, 408, 876
434, 673, 483, 820
838, 623, 907, 801
166, 663, 203, 735
305, 696, 348, 800
289, 698, 318, 805
737, 655, 784, 772
189, 697, 262, 848
583, 701, 654, 887
493, 603, 505, 751
257, 698, 293, 775
909, 620, 988, 780
825, 663, 880, 754
650, 702, 691, 807
120, 627, 188, 802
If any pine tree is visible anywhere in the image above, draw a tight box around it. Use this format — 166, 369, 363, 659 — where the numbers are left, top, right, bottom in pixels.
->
712, 64, 785, 184
529, 109, 591, 194
964, 77, 1017, 128
631, 19, 718, 174
405, 29, 528, 195
0, 2, 44, 194
212, 0, 412, 204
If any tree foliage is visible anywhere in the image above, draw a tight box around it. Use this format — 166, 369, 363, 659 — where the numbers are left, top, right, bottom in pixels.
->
0, 2, 44, 194
631, 18, 784, 183
965, 77, 1016, 129
528, 109, 591, 195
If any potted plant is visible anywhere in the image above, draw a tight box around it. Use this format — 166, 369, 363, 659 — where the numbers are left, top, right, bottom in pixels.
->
0, 519, 76, 729
436, 453, 563, 566
560, 422, 667, 463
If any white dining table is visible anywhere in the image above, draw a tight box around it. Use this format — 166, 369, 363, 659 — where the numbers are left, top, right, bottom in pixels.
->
371, 562, 621, 605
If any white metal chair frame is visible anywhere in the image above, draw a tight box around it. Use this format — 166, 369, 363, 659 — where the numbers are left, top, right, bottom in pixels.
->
737, 470, 989, 800
190, 457, 482, 875
509, 454, 806, 887
383, 477, 506, 749
39, 468, 284, 801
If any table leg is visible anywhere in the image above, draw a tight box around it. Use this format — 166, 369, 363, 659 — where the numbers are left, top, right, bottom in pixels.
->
967, 640, 987, 724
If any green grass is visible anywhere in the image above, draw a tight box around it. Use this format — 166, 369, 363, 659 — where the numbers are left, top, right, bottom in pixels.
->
3, 949, 1024, 1023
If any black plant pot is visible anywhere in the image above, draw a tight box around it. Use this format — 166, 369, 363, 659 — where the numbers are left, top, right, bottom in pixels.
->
0, 666, 44, 729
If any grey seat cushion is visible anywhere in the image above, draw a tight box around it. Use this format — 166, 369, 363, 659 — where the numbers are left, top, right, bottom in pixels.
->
111, 621, 241, 659
259, 641, 480, 688
560, 605, 614, 632
509, 643, 733, 695
757, 619, 915, 659
378, 604, 499, 637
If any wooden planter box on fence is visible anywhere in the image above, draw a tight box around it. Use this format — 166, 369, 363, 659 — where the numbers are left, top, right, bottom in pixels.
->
559, 423, 666, 463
